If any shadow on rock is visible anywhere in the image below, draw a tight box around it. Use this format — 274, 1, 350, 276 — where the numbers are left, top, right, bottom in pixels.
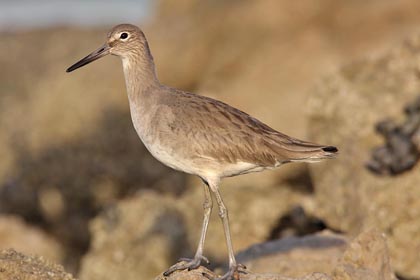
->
237, 233, 346, 264
268, 206, 329, 240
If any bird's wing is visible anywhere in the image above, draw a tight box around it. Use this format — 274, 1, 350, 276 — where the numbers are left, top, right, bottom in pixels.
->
167, 90, 337, 167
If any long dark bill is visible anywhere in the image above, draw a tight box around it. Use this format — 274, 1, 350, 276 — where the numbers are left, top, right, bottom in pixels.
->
66, 44, 110, 73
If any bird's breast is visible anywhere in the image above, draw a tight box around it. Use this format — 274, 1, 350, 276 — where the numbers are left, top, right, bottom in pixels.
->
128, 103, 199, 174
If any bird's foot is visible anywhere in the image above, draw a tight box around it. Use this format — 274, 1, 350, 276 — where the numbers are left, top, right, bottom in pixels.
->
163, 255, 210, 276
202, 264, 248, 280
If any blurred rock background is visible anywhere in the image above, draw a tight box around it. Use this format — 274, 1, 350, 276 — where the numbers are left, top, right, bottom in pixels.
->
1, 0, 420, 279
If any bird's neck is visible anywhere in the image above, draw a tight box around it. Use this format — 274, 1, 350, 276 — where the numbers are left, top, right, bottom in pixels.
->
121, 50, 160, 103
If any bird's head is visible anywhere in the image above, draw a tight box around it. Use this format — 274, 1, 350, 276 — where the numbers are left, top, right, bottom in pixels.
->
66, 24, 149, 72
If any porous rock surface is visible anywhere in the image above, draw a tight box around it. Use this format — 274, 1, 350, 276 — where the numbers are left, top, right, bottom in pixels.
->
78, 191, 188, 280
307, 35, 420, 278
0, 249, 75, 280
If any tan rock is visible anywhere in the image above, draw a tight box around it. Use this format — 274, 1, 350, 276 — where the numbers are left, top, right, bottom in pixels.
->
237, 231, 347, 277
78, 191, 189, 280
333, 229, 396, 280
0, 215, 63, 263
0, 249, 76, 280
307, 35, 420, 278
155, 267, 331, 280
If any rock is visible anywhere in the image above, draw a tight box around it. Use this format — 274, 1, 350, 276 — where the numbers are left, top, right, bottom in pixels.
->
0, 215, 64, 263
155, 267, 331, 280
78, 191, 189, 280
307, 35, 420, 278
333, 229, 396, 280
237, 231, 347, 277
79, 182, 311, 280
156, 229, 395, 280
0, 249, 76, 280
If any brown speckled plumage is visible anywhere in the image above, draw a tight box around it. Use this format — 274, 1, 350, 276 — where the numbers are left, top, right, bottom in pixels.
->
67, 24, 337, 280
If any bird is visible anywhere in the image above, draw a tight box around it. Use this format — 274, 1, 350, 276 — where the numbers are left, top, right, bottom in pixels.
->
66, 24, 338, 280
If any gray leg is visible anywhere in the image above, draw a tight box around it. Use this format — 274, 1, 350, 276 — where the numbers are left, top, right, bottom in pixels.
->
209, 182, 247, 280
163, 182, 213, 276
212, 187, 236, 267
194, 181, 213, 259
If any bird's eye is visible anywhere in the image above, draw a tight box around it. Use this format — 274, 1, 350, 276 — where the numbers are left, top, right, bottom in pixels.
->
120, 32, 128, 40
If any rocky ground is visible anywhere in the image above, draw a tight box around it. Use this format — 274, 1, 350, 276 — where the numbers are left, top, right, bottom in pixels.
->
0, 229, 396, 280
0, 249, 76, 280
1, 0, 420, 279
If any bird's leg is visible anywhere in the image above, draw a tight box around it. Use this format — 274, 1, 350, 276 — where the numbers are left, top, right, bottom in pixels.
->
163, 182, 213, 276
209, 184, 247, 280
193, 181, 213, 261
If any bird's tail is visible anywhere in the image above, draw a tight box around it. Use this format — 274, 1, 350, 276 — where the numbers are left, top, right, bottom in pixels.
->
272, 136, 338, 164
287, 143, 338, 163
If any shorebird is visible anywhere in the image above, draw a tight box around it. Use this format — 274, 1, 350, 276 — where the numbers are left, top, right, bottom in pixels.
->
67, 24, 337, 280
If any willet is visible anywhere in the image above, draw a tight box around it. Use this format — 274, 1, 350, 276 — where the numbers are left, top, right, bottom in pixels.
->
67, 24, 338, 280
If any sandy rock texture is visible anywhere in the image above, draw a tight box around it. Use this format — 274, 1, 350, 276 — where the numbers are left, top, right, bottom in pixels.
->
0, 215, 63, 263
307, 35, 420, 279
0, 249, 75, 280
156, 229, 395, 280
332, 229, 395, 280
236, 231, 347, 276
78, 191, 188, 280
157, 268, 331, 280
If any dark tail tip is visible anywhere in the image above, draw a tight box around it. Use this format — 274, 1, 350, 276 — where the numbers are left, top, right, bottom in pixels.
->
322, 146, 338, 153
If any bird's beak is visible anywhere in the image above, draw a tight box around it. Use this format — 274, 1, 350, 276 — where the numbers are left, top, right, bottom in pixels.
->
66, 43, 110, 72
